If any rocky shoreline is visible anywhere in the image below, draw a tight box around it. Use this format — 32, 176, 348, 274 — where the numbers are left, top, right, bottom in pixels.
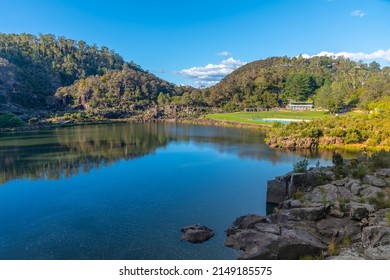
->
267, 136, 346, 150
0, 116, 271, 134
225, 163, 390, 259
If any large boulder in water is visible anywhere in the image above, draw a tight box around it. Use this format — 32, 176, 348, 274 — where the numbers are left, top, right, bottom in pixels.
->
180, 225, 215, 243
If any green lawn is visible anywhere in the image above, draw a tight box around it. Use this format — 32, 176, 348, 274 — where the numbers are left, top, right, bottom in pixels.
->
205, 111, 330, 125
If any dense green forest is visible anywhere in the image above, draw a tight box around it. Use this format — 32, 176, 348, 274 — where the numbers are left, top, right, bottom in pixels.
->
0, 33, 142, 109
204, 56, 390, 112
1, 33, 390, 123
47, 53, 390, 115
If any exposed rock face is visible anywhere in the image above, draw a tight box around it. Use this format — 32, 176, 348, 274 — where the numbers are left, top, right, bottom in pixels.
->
225, 213, 326, 260
267, 137, 318, 150
227, 166, 390, 260
277, 228, 326, 259
267, 136, 346, 150
363, 175, 387, 188
319, 136, 344, 146
266, 178, 288, 204
360, 186, 387, 200
180, 225, 215, 243
362, 226, 390, 248
266, 167, 340, 205
377, 169, 390, 177
232, 214, 268, 230
349, 203, 375, 221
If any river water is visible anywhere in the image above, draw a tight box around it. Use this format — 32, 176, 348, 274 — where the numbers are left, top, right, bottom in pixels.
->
0, 123, 336, 259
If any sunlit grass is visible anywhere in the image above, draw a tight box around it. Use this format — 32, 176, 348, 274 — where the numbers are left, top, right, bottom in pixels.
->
206, 110, 330, 124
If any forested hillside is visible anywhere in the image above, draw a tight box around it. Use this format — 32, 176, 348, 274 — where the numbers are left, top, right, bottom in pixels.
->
0, 33, 139, 109
54, 66, 182, 115
203, 56, 390, 112
1, 33, 390, 121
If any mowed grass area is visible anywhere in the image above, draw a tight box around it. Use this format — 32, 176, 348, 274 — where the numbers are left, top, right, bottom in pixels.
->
205, 110, 330, 125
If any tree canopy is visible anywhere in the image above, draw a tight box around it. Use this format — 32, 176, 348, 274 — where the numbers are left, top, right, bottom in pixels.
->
1, 33, 390, 117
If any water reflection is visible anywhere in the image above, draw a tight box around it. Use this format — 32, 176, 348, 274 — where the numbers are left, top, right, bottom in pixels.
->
0, 123, 354, 185
0, 123, 358, 260
0, 123, 170, 184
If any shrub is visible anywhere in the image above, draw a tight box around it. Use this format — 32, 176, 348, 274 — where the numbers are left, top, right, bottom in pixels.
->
337, 198, 351, 212
300, 254, 324, 260
332, 152, 344, 168
342, 235, 351, 248
370, 150, 390, 171
329, 127, 345, 137
272, 121, 283, 128
343, 129, 363, 144
293, 190, 305, 203
0, 113, 25, 128
368, 192, 390, 210
385, 213, 390, 226
293, 159, 309, 173
301, 128, 323, 138
328, 239, 340, 256
351, 165, 370, 179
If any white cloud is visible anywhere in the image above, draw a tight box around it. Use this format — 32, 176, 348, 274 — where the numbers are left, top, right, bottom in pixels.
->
216, 51, 232, 57
351, 10, 365, 17
301, 49, 390, 63
177, 57, 246, 86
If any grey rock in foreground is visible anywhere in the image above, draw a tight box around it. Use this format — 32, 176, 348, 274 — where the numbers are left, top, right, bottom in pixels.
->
227, 166, 390, 260
180, 225, 215, 243
363, 175, 387, 188
376, 168, 390, 177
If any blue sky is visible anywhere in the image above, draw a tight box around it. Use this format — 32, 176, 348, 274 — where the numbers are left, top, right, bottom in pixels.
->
1, 0, 390, 86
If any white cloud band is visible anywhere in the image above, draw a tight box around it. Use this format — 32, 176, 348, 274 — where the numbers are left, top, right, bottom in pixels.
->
177, 57, 246, 85
302, 49, 390, 63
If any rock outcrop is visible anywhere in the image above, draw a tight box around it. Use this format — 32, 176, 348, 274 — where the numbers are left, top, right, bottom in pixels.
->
180, 225, 215, 243
226, 166, 390, 260
363, 175, 387, 188
267, 136, 347, 150
267, 137, 318, 150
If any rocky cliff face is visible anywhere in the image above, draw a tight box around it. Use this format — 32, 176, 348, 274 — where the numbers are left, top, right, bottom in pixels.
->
225, 167, 390, 259
267, 137, 319, 150
267, 136, 345, 150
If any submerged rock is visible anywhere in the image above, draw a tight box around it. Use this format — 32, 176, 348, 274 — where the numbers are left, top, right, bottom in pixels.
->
180, 225, 215, 243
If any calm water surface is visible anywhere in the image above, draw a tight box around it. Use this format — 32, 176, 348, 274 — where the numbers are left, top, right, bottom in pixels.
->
0, 123, 335, 259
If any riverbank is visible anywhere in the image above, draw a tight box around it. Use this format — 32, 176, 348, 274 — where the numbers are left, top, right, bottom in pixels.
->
267, 135, 390, 152
0, 115, 271, 134
265, 113, 390, 152
225, 152, 390, 259
4, 110, 389, 153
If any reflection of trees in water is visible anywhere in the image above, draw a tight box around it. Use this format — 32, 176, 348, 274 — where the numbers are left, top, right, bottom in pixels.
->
167, 125, 350, 163
0, 123, 358, 184
0, 123, 170, 184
